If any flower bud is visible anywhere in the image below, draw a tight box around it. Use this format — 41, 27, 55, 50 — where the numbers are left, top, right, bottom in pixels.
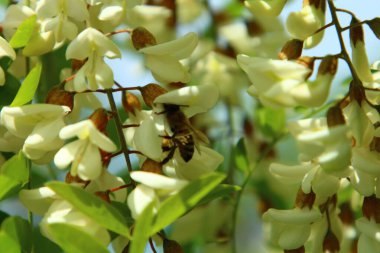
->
65, 172, 89, 186
122, 91, 141, 116
89, 108, 109, 133
362, 195, 380, 223
296, 56, 315, 79
318, 55, 338, 76
45, 86, 74, 110
131, 27, 157, 50
326, 106, 345, 127
323, 230, 340, 253
141, 158, 163, 175
350, 17, 373, 83
370, 137, 380, 153
338, 203, 354, 225
163, 239, 184, 253
278, 39, 304, 60
95, 191, 111, 203
349, 81, 365, 105
139, 83, 168, 108
295, 188, 316, 209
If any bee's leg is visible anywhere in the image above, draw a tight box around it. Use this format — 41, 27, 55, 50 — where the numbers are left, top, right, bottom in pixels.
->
160, 146, 176, 165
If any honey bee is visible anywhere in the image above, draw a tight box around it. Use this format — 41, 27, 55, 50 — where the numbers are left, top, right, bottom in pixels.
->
160, 103, 208, 165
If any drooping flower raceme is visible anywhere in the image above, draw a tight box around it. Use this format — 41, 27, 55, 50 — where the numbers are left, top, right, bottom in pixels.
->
54, 119, 117, 180
0, 104, 70, 163
66, 27, 121, 91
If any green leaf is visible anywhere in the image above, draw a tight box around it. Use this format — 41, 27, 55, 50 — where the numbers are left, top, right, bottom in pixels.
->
1, 216, 32, 253
9, 15, 37, 48
0, 73, 21, 110
47, 223, 109, 253
0, 153, 29, 200
130, 203, 155, 253
198, 184, 241, 206
233, 138, 249, 174
256, 106, 286, 138
46, 181, 131, 238
0, 230, 19, 253
151, 172, 225, 234
11, 63, 42, 106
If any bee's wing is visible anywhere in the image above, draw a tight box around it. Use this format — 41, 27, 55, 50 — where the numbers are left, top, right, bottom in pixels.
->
182, 121, 209, 155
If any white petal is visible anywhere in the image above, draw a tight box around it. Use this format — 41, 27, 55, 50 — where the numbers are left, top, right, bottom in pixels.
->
127, 185, 157, 219
0, 36, 16, 60
59, 120, 92, 140
140, 32, 198, 59
263, 208, 322, 224
133, 117, 162, 161
19, 187, 56, 215
77, 143, 102, 180
88, 124, 117, 152
278, 224, 311, 250
54, 140, 83, 169
145, 55, 190, 84
131, 171, 188, 190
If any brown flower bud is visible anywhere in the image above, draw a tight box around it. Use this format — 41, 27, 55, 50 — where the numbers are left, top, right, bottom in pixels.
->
163, 239, 184, 253
339, 203, 355, 225
89, 108, 109, 133
65, 172, 90, 186
141, 158, 163, 175
295, 188, 316, 209
362, 195, 380, 223
350, 17, 364, 46
71, 59, 86, 72
284, 246, 305, 253
326, 106, 345, 127
168, 82, 186, 89
131, 27, 157, 50
139, 83, 168, 108
278, 39, 304, 60
370, 137, 380, 153
95, 191, 111, 203
45, 85, 74, 110
296, 56, 315, 79
304, 0, 326, 11
349, 81, 365, 104
323, 230, 340, 253
318, 55, 338, 76
245, 19, 264, 37
243, 117, 254, 138
122, 91, 141, 116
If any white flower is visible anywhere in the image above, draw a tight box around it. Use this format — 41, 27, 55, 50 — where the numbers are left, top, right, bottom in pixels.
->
36, 0, 88, 43
54, 119, 117, 180
237, 55, 311, 108
263, 207, 322, 250
66, 27, 121, 91
288, 118, 351, 174
270, 163, 340, 204
244, 0, 287, 17
139, 32, 198, 84
0, 104, 70, 163
0, 126, 24, 153
286, 3, 325, 48
356, 217, 380, 253
192, 52, 248, 105
164, 145, 224, 181
0, 36, 16, 86
1, 4, 35, 40
127, 171, 188, 219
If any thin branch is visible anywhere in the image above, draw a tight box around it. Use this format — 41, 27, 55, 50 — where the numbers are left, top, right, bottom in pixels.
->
327, 0, 362, 86
313, 22, 334, 35
149, 238, 158, 253
106, 90, 135, 185
341, 20, 367, 32
77, 86, 141, 94
336, 8, 357, 18
108, 183, 134, 193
